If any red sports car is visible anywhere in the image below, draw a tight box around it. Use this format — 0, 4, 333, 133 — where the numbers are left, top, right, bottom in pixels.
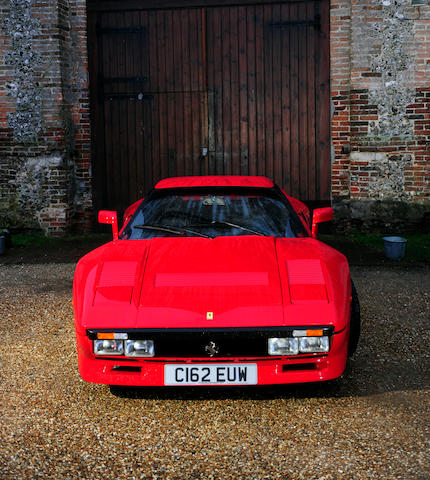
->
73, 176, 360, 388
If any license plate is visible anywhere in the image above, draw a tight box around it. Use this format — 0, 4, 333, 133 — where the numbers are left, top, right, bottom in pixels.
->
164, 363, 258, 386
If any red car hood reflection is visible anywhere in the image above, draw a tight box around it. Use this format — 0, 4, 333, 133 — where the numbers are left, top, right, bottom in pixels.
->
80, 236, 347, 330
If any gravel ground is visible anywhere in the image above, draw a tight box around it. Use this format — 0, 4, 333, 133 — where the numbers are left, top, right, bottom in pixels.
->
1, 261, 429, 480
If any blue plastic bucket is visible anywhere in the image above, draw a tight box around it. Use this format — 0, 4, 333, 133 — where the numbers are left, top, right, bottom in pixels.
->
383, 236, 407, 261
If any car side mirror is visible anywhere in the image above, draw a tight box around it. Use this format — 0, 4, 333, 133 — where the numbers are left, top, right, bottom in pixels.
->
98, 210, 119, 240
311, 207, 333, 239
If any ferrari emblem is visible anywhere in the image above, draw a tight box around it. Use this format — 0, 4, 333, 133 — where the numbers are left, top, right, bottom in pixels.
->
206, 312, 213, 320
204, 341, 219, 357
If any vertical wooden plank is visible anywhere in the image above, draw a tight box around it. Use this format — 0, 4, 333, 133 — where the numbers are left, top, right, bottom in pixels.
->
104, 98, 113, 209
115, 12, 127, 209
181, 9, 192, 176
88, 11, 105, 210
246, 6, 257, 176
130, 18, 141, 198
229, 7, 240, 175
109, 106, 120, 209
306, 0, 317, 201
213, 8, 224, 175
200, 8, 209, 175
147, 9, 158, 191
317, 0, 331, 201
298, 9, 308, 200
156, 10, 167, 183
263, 4, 273, 179
109, 13, 121, 209
206, 7, 216, 174
289, 3, 300, 198
100, 13, 109, 208
125, 11, 136, 204
135, 11, 144, 198
134, 100, 145, 198
172, 10, 184, 176
119, 13, 128, 209
134, 13, 146, 196
138, 11, 150, 194
165, 10, 176, 177
271, 4, 283, 188
255, 5, 265, 175
238, 5, 248, 175
280, 2, 291, 192
139, 10, 151, 193
142, 90, 153, 194
102, 14, 114, 209
189, 8, 201, 175
221, 7, 232, 174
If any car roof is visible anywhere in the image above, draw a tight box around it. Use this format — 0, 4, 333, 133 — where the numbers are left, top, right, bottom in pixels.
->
154, 175, 275, 189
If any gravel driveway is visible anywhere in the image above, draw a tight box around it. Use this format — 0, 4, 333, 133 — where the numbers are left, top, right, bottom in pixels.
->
1, 261, 429, 479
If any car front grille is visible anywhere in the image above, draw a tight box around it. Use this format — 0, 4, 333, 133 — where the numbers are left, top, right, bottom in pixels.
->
88, 326, 334, 358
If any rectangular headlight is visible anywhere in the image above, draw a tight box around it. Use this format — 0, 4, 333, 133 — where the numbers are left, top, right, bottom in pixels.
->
94, 339, 124, 355
298, 336, 329, 353
268, 338, 299, 355
125, 340, 154, 357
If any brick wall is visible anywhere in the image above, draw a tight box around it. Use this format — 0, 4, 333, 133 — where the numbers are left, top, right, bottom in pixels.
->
0, 0, 90, 235
331, 0, 430, 231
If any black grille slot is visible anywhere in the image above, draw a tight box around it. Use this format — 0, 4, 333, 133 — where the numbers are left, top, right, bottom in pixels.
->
151, 331, 267, 357
282, 363, 317, 372
113, 366, 141, 372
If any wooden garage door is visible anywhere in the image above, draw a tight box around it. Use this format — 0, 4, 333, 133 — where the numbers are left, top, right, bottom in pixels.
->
88, 0, 330, 212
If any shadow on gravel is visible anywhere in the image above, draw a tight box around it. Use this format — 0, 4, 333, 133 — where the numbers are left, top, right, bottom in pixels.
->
108, 383, 343, 400
108, 361, 430, 400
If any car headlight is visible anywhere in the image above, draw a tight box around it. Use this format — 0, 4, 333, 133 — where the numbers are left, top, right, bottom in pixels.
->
94, 339, 124, 355
268, 338, 299, 355
298, 336, 329, 353
124, 340, 154, 357
268, 334, 330, 355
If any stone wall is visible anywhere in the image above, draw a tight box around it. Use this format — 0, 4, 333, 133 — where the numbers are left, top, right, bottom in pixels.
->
331, 0, 430, 232
0, 0, 91, 235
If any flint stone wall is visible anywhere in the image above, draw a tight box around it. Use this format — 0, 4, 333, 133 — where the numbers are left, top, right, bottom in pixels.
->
331, 0, 430, 232
0, 0, 90, 235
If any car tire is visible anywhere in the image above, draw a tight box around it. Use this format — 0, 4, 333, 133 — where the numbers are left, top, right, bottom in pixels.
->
348, 280, 361, 356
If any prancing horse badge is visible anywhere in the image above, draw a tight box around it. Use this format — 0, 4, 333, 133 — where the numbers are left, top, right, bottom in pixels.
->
206, 312, 214, 320
205, 341, 219, 357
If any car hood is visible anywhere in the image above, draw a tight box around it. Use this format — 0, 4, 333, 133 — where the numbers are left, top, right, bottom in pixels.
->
74, 236, 350, 331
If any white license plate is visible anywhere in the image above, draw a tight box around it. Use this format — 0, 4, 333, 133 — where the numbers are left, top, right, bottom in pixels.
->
164, 363, 258, 386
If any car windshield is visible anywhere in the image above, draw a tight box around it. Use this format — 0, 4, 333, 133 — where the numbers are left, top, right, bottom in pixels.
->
121, 187, 306, 239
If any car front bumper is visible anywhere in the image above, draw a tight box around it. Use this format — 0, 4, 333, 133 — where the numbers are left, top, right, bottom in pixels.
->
76, 328, 348, 386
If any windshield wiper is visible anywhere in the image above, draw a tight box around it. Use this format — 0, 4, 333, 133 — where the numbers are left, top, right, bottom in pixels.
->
188, 220, 266, 236
133, 224, 212, 238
